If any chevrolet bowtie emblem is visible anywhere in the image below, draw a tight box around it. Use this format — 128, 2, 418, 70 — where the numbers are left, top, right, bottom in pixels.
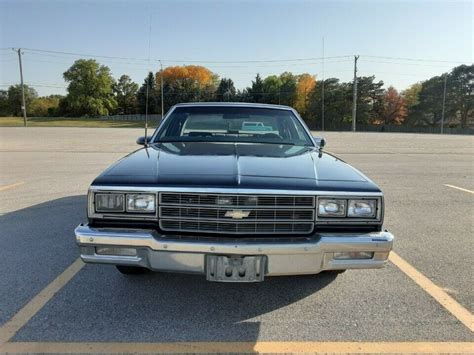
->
225, 210, 251, 219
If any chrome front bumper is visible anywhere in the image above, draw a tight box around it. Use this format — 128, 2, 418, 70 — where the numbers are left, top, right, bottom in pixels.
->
75, 224, 394, 277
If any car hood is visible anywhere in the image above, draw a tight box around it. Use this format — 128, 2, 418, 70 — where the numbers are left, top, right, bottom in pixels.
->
93, 142, 380, 192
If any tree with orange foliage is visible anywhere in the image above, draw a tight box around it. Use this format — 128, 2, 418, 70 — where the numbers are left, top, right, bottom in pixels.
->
294, 74, 316, 115
156, 65, 218, 110
158, 65, 216, 86
380, 86, 407, 125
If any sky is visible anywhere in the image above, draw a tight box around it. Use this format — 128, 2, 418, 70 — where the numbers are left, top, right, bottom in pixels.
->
0, 0, 472, 96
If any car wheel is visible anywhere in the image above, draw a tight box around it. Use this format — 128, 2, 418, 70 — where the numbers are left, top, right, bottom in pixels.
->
115, 265, 147, 275
323, 269, 346, 275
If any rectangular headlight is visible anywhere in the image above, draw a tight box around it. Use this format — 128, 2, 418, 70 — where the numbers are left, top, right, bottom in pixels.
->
95, 193, 125, 212
318, 199, 346, 217
126, 194, 156, 213
347, 199, 377, 218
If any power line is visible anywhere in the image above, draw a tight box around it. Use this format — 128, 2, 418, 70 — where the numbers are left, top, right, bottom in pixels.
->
360, 59, 456, 68
20, 47, 471, 64
360, 55, 469, 64
159, 55, 352, 64
21, 47, 352, 64
0, 83, 67, 88
20, 54, 352, 69
22, 48, 150, 62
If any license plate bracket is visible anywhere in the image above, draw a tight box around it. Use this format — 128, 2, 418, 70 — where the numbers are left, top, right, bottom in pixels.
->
206, 255, 266, 282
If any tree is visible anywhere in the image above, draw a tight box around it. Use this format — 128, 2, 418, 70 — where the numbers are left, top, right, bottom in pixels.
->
157, 65, 218, 110
409, 75, 445, 126
448, 64, 473, 128
279, 72, 298, 106
62, 59, 117, 116
352, 76, 385, 125
215, 78, 236, 101
29, 95, 62, 117
262, 75, 282, 104
7, 85, 38, 116
295, 74, 316, 117
113, 75, 138, 114
402, 82, 422, 109
247, 74, 265, 103
137, 72, 160, 114
307, 78, 352, 130
379, 86, 407, 125
0, 90, 10, 116
407, 65, 473, 127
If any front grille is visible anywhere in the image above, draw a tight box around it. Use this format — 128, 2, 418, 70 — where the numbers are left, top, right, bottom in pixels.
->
159, 193, 315, 235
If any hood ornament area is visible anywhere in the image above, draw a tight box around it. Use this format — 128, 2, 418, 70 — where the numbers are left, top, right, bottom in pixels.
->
225, 210, 251, 219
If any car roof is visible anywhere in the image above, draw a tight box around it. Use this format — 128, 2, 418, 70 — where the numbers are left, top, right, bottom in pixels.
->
173, 102, 294, 110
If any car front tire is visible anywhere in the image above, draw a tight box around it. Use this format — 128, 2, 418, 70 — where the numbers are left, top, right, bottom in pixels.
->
115, 265, 147, 275
322, 269, 346, 275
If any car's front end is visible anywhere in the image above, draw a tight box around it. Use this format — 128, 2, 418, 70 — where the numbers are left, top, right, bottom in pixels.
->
77, 188, 393, 281
75, 103, 394, 282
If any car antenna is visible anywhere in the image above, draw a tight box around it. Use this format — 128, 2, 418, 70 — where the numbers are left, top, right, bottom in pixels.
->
144, 11, 153, 147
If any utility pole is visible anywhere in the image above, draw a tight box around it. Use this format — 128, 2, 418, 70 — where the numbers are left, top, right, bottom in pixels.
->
351, 55, 359, 132
441, 74, 447, 134
159, 60, 164, 120
321, 37, 325, 131
15, 48, 27, 127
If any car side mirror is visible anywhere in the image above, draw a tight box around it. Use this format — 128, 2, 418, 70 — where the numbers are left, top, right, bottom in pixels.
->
136, 136, 152, 145
312, 136, 326, 148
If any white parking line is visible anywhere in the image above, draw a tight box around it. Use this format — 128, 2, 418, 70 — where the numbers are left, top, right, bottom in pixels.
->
444, 184, 474, 194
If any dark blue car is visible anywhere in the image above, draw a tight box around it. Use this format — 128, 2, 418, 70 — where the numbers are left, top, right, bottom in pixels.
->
75, 103, 394, 282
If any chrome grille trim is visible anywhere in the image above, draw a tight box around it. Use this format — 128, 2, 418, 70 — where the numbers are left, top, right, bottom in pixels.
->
159, 220, 314, 235
159, 192, 315, 235
159, 206, 315, 222
159, 193, 315, 208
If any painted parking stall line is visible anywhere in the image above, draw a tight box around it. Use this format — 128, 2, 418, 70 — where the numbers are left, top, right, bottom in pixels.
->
0, 341, 473, 354
390, 252, 474, 332
444, 184, 474, 194
0, 182, 24, 192
0, 258, 84, 345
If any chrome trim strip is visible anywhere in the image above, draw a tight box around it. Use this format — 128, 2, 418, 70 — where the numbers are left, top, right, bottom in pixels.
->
89, 185, 383, 197
158, 207, 315, 222
159, 220, 314, 235
159, 192, 316, 208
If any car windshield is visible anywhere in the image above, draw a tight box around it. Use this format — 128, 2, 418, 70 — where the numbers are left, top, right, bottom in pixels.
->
153, 106, 314, 146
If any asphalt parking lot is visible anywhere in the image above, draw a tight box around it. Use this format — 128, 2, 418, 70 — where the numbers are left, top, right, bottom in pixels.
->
0, 127, 472, 353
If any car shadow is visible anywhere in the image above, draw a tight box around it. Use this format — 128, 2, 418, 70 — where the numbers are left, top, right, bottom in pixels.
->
1, 195, 338, 343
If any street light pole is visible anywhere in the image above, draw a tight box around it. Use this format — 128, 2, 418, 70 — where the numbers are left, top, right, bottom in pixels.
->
321, 36, 325, 131
351, 55, 359, 132
159, 60, 164, 120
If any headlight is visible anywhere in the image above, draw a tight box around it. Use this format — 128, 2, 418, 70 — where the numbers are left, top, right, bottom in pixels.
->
95, 193, 125, 212
318, 199, 346, 217
126, 194, 156, 213
347, 199, 377, 218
